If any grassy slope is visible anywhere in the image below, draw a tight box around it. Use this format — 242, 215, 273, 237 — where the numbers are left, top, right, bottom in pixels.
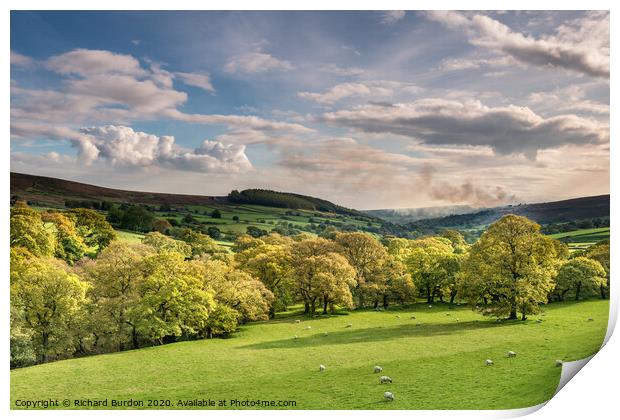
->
549, 227, 610, 252
11, 300, 608, 410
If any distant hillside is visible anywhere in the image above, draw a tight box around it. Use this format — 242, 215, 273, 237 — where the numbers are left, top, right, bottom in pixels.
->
228, 189, 367, 217
395, 195, 610, 230
10, 172, 365, 217
366, 205, 478, 223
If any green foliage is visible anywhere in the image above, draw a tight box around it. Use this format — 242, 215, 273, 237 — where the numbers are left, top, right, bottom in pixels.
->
67, 208, 116, 249
555, 257, 606, 301
42, 212, 88, 264
459, 215, 564, 320
10, 204, 55, 257
142, 232, 192, 259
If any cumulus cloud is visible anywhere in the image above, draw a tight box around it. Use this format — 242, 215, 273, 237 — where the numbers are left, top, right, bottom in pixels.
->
528, 85, 609, 116
46, 49, 146, 76
381, 11, 406, 24
299, 81, 421, 104
75, 125, 252, 173
323, 99, 608, 159
224, 51, 294, 74
176, 71, 215, 92
425, 11, 609, 78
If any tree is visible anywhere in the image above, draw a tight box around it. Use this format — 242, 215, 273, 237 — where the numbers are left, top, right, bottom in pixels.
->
207, 226, 222, 240
67, 208, 116, 250
334, 232, 388, 308
211, 209, 222, 219
41, 212, 87, 264
142, 232, 192, 259
198, 259, 274, 323
232, 215, 240, 222
79, 242, 155, 351
583, 240, 610, 298
460, 215, 563, 320
135, 252, 216, 344
313, 253, 357, 314
11, 252, 89, 362
119, 205, 155, 232
152, 219, 172, 234
246, 225, 267, 238
10, 204, 55, 256
236, 243, 293, 317
402, 237, 455, 303
555, 257, 606, 301
176, 228, 220, 257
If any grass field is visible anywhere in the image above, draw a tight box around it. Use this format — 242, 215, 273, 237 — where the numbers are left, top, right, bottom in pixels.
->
549, 228, 610, 252
10, 300, 608, 410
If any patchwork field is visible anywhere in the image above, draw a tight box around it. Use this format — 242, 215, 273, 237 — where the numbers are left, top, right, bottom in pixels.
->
11, 300, 608, 410
549, 228, 610, 251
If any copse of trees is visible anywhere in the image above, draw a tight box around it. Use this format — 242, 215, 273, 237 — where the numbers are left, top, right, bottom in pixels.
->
10, 204, 610, 368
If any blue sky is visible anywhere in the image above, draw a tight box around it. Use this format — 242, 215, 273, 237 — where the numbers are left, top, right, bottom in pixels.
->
10, 11, 609, 209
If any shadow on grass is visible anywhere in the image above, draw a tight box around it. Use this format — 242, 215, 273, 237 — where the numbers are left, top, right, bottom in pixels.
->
241, 319, 513, 350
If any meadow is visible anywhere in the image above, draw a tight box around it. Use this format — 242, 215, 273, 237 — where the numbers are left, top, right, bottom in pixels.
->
10, 300, 608, 410
549, 227, 610, 251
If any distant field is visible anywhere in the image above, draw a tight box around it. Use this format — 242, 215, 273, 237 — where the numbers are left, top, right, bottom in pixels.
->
549, 228, 609, 252
11, 300, 608, 410
115, 230, 145, 244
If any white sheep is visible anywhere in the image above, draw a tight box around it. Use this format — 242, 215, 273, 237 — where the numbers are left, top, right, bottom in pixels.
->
384, 391, 394, 401
345, 324, 352, 328
374, 366, 383, 373
305, 326, 312, 330
555, 360, 563, 367
536, 319, 543, 324
455, 318, 460, 322
507, 351, 517, 358
446, 313, 451, 316
293, 335, 298, 340
380, 375, 393, 384
294, 319, 301, 323
485, 359, 494, 366
410, 315, 416, 319
428, 305, 433, 309
396, 315, 401, 319
323, 332, 328, 336
319, 364, 325, 372
588, 317, 594, 322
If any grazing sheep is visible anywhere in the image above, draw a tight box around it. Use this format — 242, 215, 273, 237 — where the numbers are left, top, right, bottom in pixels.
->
396, 315, 401, 319
384, 392, 394, 401
305, 326, 312, 330
588, 317, 594, 322
294, 335, 298, 340
555, 360, 563, 367
455, 318, 460, 322
485, 359, 494, 366
446, 313, 451, 316
374, 366, 383, 373
294, 320, 301, 323
410, 316, 416, 319
536, 319, 543, 324
380, 375, 393, 384
323, 332, 328, 336
416, 323, 422, 327
345, 324, 352, 328
507, 351, 517, 358
319, 364, 325, 372
428, 305, 433, 309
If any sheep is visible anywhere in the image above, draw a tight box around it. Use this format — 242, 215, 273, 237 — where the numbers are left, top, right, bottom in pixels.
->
294, 320, 301, 324
485, 359, 494, 366
319, 364, 326, 372
555, 360, 563, 367
380, 375, 393, 384
416, 323, 422, 327
536, 319, 543, 324
345, 324, 352, 328
396, 315, 401, 319
294, 335, 298, 340
446, 313, 451, 316
305, 326, 312, 330
507, 351, 517, 358
384, 391, 394, 401
374, 366, 383, 373
410, 315, 416, 320
587, 317, 594, 322
455, 318, 460, 322
428, 305, 433, 309
323, 332, 328, 336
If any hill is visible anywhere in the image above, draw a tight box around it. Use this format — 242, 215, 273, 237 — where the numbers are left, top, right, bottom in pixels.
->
10, 300, 608, 410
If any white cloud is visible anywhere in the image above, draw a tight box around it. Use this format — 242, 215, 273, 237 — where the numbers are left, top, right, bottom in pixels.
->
381, 11, 406, 24
77, 125, 252, 173
11, 50, 33, 67
425, 11, 609, 78
299, 80, 421, 105
224, 51, 294, 74
323, 99, 608, 159
175, 71, 215, 92
320, 64, 365, 76
46, 49, 146, 77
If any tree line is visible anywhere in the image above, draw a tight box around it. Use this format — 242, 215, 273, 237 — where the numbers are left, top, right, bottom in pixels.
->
10, 204, 609, 368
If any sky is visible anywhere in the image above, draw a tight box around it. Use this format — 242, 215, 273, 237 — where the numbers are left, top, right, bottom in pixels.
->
10, 10, 609, 210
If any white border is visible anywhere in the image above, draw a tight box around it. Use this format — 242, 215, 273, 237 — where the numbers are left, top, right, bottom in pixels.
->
2, 1, 616, 419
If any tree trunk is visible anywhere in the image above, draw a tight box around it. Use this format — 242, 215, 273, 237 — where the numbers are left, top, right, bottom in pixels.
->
304, 301, 310, 314
601, 284, 606, 299
575, 282, 582, 301
132, 326, 139, 349
373, 300, 379, 309
323, 296, 328, 315
449, 292, 456, 304
521, 312, 527, 321
508, 307, 517, 319
426, 287, 432, 303
382, 294, 389, 309
310, 298, 317, 315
